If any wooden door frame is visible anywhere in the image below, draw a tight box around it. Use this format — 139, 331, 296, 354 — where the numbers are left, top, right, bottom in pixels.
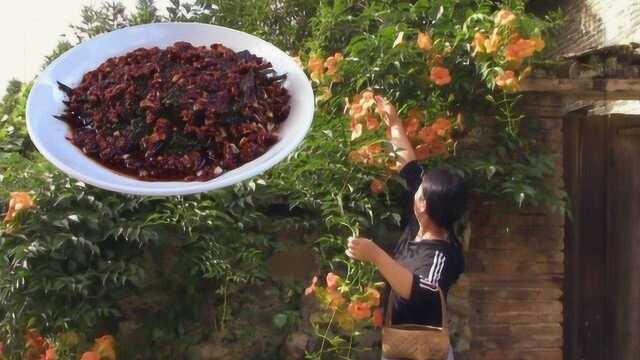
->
563, 112, 640, 360
605, 114, 640, 359
564, 110, 609, 360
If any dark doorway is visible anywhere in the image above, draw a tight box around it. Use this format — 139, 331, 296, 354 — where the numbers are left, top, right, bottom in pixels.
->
564, 112, 640, 360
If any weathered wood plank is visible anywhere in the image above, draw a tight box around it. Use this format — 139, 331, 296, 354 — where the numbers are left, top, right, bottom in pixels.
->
520, 79, 640, 97
465, 348, 562, 360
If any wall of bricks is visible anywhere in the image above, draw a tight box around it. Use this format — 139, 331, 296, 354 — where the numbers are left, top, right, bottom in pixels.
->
449, 96, 566, 360
447, 77, 640, 359
446, 2, 640, 357
552, 0, 640, 56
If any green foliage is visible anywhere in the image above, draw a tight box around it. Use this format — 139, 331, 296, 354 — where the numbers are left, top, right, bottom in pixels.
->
208, 0, 319, 51
0, 82, 33, 156
71, 1, 129, 40
300, 0, 565, 212
130, 0, 161, 25
0, 80, 24, 115
163, 0, 319, 52
0, 85, 285, 358
41, 41, 74, 69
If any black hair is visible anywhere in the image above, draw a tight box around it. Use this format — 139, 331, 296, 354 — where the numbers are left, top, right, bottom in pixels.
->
421, 167, 468, 280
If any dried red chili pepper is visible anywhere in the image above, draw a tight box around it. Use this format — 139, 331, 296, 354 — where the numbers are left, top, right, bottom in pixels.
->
56, 42, 290, 181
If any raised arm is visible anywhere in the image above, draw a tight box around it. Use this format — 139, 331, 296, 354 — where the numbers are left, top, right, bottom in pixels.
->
375, 96, 416, 167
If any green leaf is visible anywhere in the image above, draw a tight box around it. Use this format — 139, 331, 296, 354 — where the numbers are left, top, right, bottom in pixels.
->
272, 313, 288, 329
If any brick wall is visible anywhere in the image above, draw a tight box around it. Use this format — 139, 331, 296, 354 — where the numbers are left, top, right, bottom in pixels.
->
449, 95, 566, 360
444, 1, 640, 350
552, 0, 640, 56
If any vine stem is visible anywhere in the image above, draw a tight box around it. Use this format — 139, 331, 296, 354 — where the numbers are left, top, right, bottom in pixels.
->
220, 279, 228, 331
502, 91, 517, 135
318, 309, 337, 358
346, 329, 355, 359
345, 259, 354, 283
336, 167, 355, 216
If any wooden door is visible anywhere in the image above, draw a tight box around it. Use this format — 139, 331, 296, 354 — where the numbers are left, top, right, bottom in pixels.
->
607, 116, 640, 360
564, 113, 640, 360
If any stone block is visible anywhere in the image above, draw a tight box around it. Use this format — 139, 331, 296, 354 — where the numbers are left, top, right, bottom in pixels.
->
466, 348, 562, 360
470, 323, 563, 349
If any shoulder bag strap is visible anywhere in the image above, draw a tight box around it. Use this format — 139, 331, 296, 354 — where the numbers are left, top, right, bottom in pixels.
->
384, 287, 448, 330
384, 289, 395, 326
438, 287, 449, 331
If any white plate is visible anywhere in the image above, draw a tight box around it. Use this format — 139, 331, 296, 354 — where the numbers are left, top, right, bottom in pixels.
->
26, 22, 314, 196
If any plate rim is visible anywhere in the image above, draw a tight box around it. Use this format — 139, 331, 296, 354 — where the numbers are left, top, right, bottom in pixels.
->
26, 22, 314, 196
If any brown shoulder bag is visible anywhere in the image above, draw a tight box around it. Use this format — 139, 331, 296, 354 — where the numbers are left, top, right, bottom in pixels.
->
381, 288, 450, 360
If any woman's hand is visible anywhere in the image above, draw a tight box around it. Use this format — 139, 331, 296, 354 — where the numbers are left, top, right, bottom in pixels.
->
374, 95, 400, 126
346, 237, 382, 264
374, 95, 416, 165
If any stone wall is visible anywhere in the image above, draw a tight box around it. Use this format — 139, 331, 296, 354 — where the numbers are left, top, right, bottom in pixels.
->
551, 0, 640, 56
449, 95, 566, 360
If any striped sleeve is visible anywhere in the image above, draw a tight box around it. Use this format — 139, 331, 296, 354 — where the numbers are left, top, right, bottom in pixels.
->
409, 250, 446, 303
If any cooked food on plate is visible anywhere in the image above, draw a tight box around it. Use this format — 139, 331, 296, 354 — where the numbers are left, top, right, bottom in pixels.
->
55, 41, 290, 181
